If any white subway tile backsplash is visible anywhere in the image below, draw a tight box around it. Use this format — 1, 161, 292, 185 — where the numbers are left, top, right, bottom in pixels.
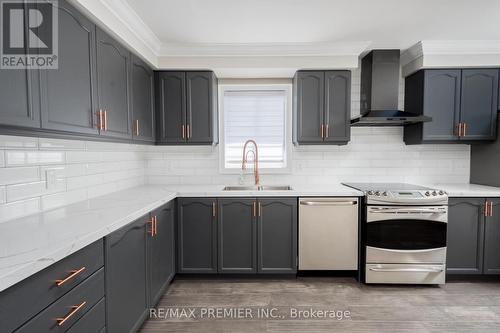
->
39, 138, 86, 150
0, 136, 38, 149
0, 167, 40, 185
0, 187, 5, 204
6, 179, 66, 202
0, 151, 4, 167
5, 151, 65, 166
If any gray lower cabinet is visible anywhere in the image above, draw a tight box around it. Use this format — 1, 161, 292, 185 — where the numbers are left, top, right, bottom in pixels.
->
218, 199, 257, 273
404, 69, 498, 144
156, 71, 218, 145
293, 70, 351, 145
39, 0, 98, 136
447, 197, 500, 275
105, 216, 148, 333
177, 198, 218, 273
149, 202, 176, 306
96, 28, 131, 140
257, 198, 297, 273
131, 54, 154, 142
483, 199, 500, 274
67, 298, 106, 333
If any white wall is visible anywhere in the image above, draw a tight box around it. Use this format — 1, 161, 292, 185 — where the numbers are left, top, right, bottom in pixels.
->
145, 67, 471, 186
0, 136, 146, 223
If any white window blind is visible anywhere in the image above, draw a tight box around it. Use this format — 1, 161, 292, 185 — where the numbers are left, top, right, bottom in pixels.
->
223, 89, 287, 169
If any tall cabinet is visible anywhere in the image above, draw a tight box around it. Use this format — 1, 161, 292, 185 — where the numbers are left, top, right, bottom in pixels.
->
293, 70, 351, 145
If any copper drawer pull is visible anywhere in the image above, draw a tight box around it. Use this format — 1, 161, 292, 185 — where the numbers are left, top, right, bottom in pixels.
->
56, 301, 86, 326
253, 202, 257, 217
55, 267, 86, 286
258, 202, 261, 217
148, 217, 155, 236
154, 216, 158, 236
103, 110, 108, 131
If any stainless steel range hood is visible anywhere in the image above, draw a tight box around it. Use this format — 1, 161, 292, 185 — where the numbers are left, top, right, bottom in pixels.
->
351, 50, 431, 127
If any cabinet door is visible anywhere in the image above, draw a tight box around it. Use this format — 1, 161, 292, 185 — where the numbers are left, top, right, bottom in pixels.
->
39, 0, 98, 135
294, 71, 324, 143
131, 55, 154, 142
177, 198, 217, 273
460, 69, 498, 140
257, 198, 297, 274
156, 72, 186, 143
483, 199, 500, 274
149, 201, 175, 306
218, 199, 257, 273
105, 217, 148, 333
422, 70, 461, 141
446, 198, 485, 274
324, 71, 350, 143
186, 72, 216, 144
96, 28, 131, 139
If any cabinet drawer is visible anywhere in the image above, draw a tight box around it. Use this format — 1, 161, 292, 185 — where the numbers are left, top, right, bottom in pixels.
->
0, 239, 104, 333
15, 268, 105, 333
67, 297, 105, 333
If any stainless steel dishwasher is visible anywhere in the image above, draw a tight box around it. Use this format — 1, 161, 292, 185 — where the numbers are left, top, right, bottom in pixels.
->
299, 197, 359, 270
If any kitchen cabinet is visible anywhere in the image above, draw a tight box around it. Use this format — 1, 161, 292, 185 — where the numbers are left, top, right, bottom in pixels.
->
177, 198, 218, 273
156, 71, 218, 145
131, 54, 155, 142
96, 27, 131, 140
149, 202, 176, 306
293, 70, 351, 145
257, 198, 297, 273
218, 199, 257, 273
483, 199, 500, 274
105, 216, 148, 333
39, 0, 98, 136
447, 197, 500, 275
404, 69, 498, 144
447, 198, 485, 274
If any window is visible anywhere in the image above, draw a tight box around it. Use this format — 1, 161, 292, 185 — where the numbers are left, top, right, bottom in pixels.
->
220, 84, 290, 172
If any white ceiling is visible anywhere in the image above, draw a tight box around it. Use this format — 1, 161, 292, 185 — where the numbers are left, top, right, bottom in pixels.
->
125, 0, 500, 52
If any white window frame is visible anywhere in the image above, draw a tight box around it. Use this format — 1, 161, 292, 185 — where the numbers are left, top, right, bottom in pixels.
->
218, 83, 292, 174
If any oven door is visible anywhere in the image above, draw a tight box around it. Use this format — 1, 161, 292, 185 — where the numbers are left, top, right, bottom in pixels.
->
366, 205, 447, 264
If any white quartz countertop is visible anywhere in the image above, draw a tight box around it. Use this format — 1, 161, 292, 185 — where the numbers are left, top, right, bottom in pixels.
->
2, 182, 500, 292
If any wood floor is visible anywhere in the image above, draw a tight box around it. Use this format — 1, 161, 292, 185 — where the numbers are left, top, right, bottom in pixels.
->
139, 276, 500, 332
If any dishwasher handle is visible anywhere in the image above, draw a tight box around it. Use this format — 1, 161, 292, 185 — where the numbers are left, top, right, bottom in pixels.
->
300, 200, 358, 206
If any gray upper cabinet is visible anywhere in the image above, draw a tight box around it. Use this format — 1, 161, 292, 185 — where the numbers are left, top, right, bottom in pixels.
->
293, 70, 350, 145
257, 198, 297, 274
177, 198, 218, 273
96, 28, 131, 140
156, 71, 218, 145
156, 72, 186, 144
446, 198, 484, 275
218, 199, 257, 273
186, 72, 218, 144
404, 69, 498, 144
39, 0, 98, 136
131, 55, 154, 142
460, 69, 498, 140
324, 71, 351, 143
105, 216, 148, 333
293, 71, 324, 143
149, 202, 176, 306
483, 199, 500, 274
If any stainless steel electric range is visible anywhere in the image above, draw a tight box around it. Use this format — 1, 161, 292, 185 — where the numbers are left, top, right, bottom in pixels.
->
343, 183, 448, 284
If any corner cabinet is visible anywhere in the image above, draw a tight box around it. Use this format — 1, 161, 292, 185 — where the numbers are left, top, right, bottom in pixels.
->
447, 198, 500, 275
156, 71, 218, 145
293, 70, 351, 145
404, 69, 498, 144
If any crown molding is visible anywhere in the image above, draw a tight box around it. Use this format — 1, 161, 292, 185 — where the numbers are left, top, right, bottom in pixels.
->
402, 40, 500, 76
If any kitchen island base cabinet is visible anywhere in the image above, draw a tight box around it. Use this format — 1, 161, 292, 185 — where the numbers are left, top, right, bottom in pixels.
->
177, 198, 218, 273
447, 198, 500, 275
105, 216, 148, 333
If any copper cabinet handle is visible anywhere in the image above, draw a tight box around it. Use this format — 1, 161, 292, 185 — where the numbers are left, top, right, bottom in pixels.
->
258, 202, 261, 217
487, 201, 494, 217
135, 120, 140, 136
212, 202, 216, 217
148, 217, 155, 236
324, 124, 329, 138
55, 267, 86, 286
484, 203, 488, 217
95, 110, 103, 130
253, 202, 257, 217
103, 110, 108, 131
56, 301, 86, 326
187, 124, 191, 139
154, 216, 158, 236
320, 124, 324, 139
462, 122, 467, 137
455, 123, 462, 137
181, 124, 186, 139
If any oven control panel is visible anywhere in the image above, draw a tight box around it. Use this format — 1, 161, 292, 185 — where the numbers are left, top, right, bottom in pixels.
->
366, 189, 448, 205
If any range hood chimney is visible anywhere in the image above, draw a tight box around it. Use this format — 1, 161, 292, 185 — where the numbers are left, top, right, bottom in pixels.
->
351, 49, 431, 126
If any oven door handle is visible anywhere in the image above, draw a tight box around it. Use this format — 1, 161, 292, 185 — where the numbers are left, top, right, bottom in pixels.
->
369, 267, 444, 273
369, 207, 447, 214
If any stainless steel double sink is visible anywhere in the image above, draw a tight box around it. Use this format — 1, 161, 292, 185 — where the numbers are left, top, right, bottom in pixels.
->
223, 185, 293, 191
